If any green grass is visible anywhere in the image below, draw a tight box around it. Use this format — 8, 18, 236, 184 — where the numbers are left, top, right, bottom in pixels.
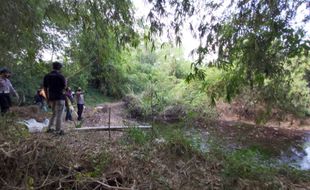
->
0, 113, 30, 140
125, 127, 150, 145
222, 148, 276, 180
204, 143, 310, 187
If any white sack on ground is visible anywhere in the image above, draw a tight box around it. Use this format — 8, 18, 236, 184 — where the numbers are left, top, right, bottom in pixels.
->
18, 118, 49, 133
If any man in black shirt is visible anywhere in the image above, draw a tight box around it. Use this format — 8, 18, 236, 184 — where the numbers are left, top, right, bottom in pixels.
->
43, 62, 66, 135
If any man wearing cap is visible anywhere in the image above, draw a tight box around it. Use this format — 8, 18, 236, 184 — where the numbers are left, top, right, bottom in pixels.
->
43, 62, 66, 135
0, 68, 19, 114
76, 87, 85, 121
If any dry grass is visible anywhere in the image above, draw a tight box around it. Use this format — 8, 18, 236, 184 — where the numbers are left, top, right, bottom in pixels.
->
10, 105, 50, 122
1, 129, 309, 190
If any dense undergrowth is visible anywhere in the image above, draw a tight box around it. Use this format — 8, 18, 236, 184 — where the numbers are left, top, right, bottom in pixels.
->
121, 45, 310, 126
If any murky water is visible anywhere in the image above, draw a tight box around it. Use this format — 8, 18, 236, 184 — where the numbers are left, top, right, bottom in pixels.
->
300, 147, 310, 170
185, 126, 310, 170
285, 132, 310, 170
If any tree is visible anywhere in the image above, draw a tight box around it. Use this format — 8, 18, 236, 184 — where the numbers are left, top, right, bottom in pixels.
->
146, 0, 309, 103
0, 0, 140, 99
0, 0, 139, 64
146, 0, 308, 76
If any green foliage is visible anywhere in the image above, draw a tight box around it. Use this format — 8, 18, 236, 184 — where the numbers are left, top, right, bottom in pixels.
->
0, 0, 48, 65
62, 61, 90, 91
148, 0, 309, 79
202, 142, 310, 187
0, 114, 29, 141
11, 60, 50, 104
84, 87, 114, 107
123, 94, 144, 119
1, 0, 140, 101
123, 124, 203, 156
69, 30, 131, 97
223, 149, 275, 180
285, 57, 310, 115
154, 125, 203, 156
253, 56, 310, 115
146, 0, 309, 112
120, 44, 219, 123
2, 0, 308, 120
197, 55, 310, 116
126, 127, 149, 145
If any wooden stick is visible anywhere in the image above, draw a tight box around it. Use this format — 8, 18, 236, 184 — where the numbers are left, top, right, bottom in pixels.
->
108, 107, 111, 140
75, 125, 152, 131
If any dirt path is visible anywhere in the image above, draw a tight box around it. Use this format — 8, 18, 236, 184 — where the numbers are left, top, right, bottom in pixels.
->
11, 102, 137, 157
28, 102, 133, 165
82, 101, 140, 127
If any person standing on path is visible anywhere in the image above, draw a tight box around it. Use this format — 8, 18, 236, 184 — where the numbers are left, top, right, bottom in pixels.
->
76, 87, 84, 121
0, 68, 19, 114
43, 62, 66, 135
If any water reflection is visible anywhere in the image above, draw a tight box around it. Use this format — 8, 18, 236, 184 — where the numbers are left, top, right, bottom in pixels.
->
291, 133, 310, 170
299, 147, 310, 170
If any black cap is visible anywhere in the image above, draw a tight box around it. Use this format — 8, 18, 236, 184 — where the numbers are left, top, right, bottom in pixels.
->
52, 61, 63, 70
0, 67, 11, 74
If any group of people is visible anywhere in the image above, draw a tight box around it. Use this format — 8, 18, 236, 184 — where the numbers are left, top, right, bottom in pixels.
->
63, 86, 85, 122
0, 61, 85, 135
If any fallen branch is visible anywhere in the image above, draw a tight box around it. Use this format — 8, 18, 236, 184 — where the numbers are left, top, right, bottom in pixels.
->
93, 179, 134, 190
34, 175, 73, 190
0, 147, 14, 158
38, 161, 56, 188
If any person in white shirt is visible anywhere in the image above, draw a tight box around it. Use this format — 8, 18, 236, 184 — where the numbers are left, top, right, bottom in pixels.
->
0, 68, 19, 114
76, 87, 84, 121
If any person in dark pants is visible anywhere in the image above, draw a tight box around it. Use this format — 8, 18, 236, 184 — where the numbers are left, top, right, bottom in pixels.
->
65, 87, 73, 121
0, 68, 19, 114
75, 87, 84, 121
43, 62, 66, 135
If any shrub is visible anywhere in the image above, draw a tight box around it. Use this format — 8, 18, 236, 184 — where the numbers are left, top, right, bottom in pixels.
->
123, 94, 144, 118
126, 127, 149, 145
